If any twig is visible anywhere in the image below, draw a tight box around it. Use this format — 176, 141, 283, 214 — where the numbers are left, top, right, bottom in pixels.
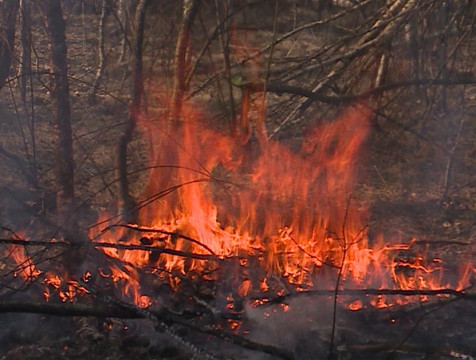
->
0, 238, 70, 247
387, 296, 455, 358
440, 116, 466, 206
107, 223, 218, 257
329, 196, 355, 359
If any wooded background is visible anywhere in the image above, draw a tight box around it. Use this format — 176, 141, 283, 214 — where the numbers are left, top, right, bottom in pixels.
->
0, 0, 474, 244
0, 1, 475, 359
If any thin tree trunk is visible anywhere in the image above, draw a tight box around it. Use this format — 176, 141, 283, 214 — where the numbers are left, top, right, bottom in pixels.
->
439, 1, 449, 112
214, 0, 236, 134
117, 0, 149, 222
18, 0, 31, 101
0, 0, 19, 88
406, 15, 420, 100
117, 0, 130, 64
89, 0, 109, 103
41, 0, 75, 237
18, 0, 38, 186
170, 0, 199, 124
141, 0, 199, 223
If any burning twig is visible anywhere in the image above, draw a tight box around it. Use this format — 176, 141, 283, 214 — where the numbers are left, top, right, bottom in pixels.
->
329, 198, 368, 359
287, 233, 339, 269
107, 223, 218, 257
93, 241, 219, 261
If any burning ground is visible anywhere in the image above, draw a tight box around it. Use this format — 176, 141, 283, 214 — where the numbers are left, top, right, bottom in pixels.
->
1, 99, 475, 360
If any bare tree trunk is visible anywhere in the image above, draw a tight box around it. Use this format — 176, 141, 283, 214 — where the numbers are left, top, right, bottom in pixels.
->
170, 0, 199, 123
439, 1, 449, 112
214, 0, 236, 134
17, 0, 38, 187
407, 16, 419, 82
117, 0, 149, 222
117, 0, 132, 63
18, 0, 31, 101
140, 0, 199, 223
89, 0, 109, 103
0, 0, 19, 88
41, 0, 76, 238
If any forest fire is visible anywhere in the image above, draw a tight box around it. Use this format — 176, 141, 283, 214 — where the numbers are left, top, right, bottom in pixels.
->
5, 101, 473, 312
81, 100, 473, 311
4, 99, 474, 316
1, 1, 475, 358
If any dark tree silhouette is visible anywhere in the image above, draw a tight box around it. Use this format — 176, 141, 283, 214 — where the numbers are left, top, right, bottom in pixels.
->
0, 0, 19, 87
40, 0, 76, 242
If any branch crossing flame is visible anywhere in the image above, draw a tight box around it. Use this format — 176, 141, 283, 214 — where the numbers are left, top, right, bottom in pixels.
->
84, 100, 473, 309
6, 101, 474, 310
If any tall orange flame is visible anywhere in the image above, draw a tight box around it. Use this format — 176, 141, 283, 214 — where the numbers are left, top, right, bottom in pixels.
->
87, 98, 473, 306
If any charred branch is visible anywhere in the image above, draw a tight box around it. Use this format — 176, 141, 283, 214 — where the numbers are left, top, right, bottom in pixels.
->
255, 288, 476, 307
0, 238, 219, 262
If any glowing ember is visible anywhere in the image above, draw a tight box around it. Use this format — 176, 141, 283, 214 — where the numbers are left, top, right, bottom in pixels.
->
348, 300, 363, 311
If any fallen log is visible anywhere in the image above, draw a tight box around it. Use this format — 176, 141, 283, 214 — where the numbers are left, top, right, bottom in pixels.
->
0, 300, 294, 360
253, 288, 476, 307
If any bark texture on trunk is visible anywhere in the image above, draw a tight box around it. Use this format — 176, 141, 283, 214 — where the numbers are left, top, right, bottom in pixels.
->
89, 0, 109, 103
41, 0, 75, 237
170, 0, 199, 123
0, 0, 19, 88
117, 0, 149, 222
18, 0, 31, 100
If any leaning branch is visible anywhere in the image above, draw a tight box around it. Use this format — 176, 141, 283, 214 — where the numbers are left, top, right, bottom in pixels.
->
266, 77, 476, 105
0, 238, 219, 262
